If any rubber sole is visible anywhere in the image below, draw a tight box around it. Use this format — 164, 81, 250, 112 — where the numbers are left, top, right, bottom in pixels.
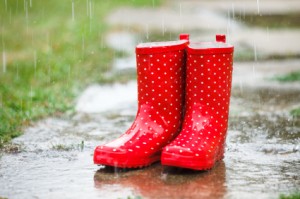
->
94, 150, 161, 168
161, 149, 224, 170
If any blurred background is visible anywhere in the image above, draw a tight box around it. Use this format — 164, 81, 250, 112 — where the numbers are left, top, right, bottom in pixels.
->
0, 0, 299, 199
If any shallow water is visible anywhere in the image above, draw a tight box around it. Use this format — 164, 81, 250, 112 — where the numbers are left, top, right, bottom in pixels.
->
2, 33, 300, 199
0, 80, 299, 199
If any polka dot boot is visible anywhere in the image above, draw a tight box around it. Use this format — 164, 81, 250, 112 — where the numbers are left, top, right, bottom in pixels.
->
94, 37, 189, 168
161, 35, 234, 170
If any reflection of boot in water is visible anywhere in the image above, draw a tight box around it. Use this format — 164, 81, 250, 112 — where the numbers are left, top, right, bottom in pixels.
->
94, 161, 226, 199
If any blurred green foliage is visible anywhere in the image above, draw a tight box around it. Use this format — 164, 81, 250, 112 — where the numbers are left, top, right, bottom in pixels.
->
280, 192, 300, 199
274, 71, 300, 82
0, 0, 161, 146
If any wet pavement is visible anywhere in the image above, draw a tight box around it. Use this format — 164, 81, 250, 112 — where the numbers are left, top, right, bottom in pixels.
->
1, 0, 300, 198
0, 79, 299, 199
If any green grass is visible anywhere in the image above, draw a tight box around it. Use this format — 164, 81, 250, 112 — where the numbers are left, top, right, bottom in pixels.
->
291, 108, 300, 117
274, 71, 300, 82
0, 0, 161, 146
280, 192, 300, 199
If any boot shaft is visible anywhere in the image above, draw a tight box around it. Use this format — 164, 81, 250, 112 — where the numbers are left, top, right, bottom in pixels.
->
185, 35, 234, 126
135, 41, 188, 118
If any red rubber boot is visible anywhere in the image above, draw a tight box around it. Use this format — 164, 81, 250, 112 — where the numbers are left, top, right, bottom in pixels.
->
161, 35, 234, 170
94, 38, 189, 168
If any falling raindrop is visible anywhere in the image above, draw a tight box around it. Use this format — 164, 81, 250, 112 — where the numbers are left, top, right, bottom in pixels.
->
253, 43, 257, 62
89, 0, 93, 32
20, 99, 23, 115
82, 35, 85, 55
231, 3, 235, 19
179, 3, 182, 17
239, 79, 243, 94
25, 0, 29, 32
145, 24, 149, 40
34, 50, 37, 77
30, 0, 32, 7
252, 63, 256, 77
68, 64, 71, 80
89, 0, 93, 19
16, 63, 19, 80
257, 0, 260, 14
30, 85, 34, 105
72, 0, 75, 21
179, 3, 183, 31
0, 95, 2, 109
100, 34, 104, 49
48, 63, 51, 84
5, 0, 7, 11
162, 16, 165, 36
2, 51, 6, 73
86, 0, 89, 17
226, 9, 231, 38
46, 32, 50, 53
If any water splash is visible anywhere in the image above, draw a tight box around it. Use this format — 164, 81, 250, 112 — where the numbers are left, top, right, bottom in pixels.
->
2, 51, 6, 73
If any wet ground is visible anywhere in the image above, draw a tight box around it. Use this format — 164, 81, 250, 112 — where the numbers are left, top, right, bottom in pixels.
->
1, 0, 300, 198
0, 80, 299, 199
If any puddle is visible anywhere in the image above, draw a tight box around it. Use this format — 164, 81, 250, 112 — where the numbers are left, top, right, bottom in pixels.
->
76, 81, 137, 113
94, 162, 227, 199
1, 83, 300, 198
